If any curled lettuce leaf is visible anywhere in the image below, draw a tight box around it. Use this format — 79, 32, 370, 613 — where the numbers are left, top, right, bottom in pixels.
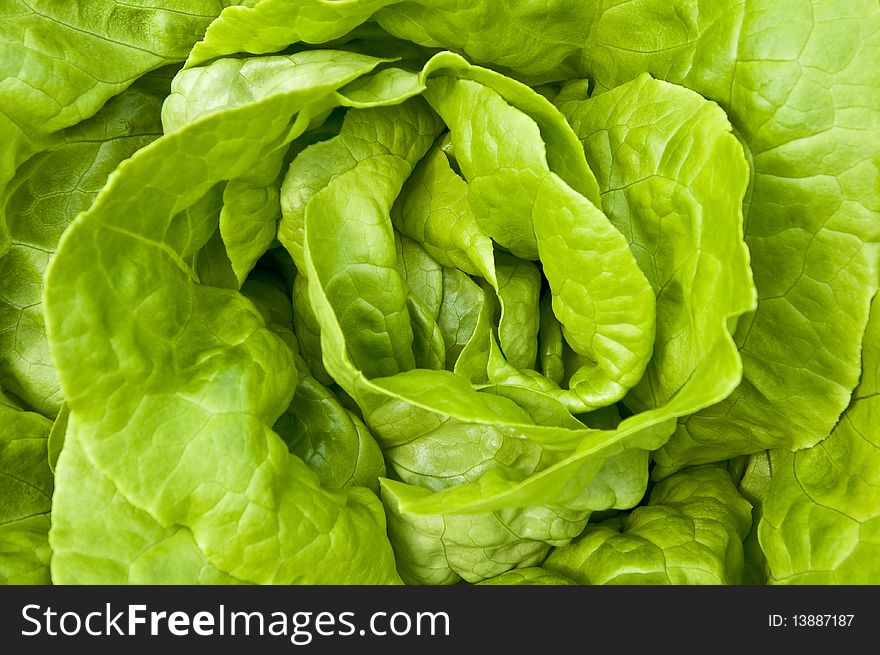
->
566, 0, 880, 469
1, 80, 166, 418
45, 51, 403, 584
544, 465, 753, 585
278, 53, 753, 583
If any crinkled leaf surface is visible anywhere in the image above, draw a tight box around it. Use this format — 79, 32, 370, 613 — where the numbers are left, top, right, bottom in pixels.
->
0, 390, 53, 584
45, 53, 402, 584
1, 0, 872, 588
288, 56, 752, 584
556, 73, 755, 420
544, 465, 753, 584
478, 567, 575, 586
1, 81, 165, 418
567, 0, 880, 468
759, 295, 880, 583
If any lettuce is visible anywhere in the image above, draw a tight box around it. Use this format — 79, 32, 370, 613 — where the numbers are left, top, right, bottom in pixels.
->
1, 0, 877, 585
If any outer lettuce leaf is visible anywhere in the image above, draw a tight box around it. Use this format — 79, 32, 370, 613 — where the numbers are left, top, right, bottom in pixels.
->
1, 81, 165, 418
289, 56, 752, 583
544, 465, 753, 585
45, 53, 402, 584
758, 295, 880, 583
478, 567, 575, 586
0, 0, 237, 261
241, 271, 387, 493
0, 1, 246, 420
50, 431, 241, 585
1, 1, 231, 139
0, 390, 53, 584
186, 0, 403, 67
564, 0, 880, 468
0, 4, 249, 425
186, 0, 602, 81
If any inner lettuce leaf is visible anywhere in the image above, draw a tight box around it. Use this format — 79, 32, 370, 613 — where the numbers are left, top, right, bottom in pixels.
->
280, 53, 753, 583
555, 73, 755, 415
422, 72, 657, 410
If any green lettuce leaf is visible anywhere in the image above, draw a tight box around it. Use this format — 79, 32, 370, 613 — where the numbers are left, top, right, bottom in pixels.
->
287, 55, 752, 583
50, 430, 241, 585
45, 52, 403, 584
759, 294, 880, 583
555, 72, 755, 422
1, 79, 166, 418
566, 0, 880, 469
0, 390, 53, 584
186, 0, 602, 82
544, 465, 753, 584
2, 0, 869, 589
0, 0, 236, 263
478, 567, 575, 586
